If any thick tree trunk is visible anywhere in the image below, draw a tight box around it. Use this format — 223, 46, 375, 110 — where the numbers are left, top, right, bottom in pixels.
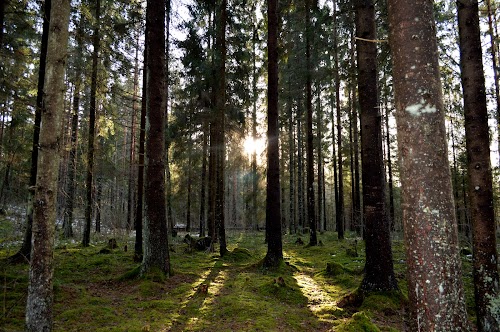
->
457, 1, 500, 330
356, 0, 398, 292
141, 0, 171, 276
297, 105, 305, 232
83, 0, 100, 247
263, 0, 282, 267
388, 0, 470, 329
25, 0, 70, 329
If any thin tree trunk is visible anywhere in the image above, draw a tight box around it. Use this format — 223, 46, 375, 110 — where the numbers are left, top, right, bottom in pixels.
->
388, 0, 470, 328
8, 0, 51, 263
134, 45, 147, 260
457, 1, 500, 329
199, 121, 208, 237
25, 0, 70, 328
83, 0, 100, 247
305, 0, 317, 246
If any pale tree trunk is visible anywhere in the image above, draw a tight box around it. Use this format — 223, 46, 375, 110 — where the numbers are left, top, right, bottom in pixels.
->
141, 0, 171, 276
388, 0, 470, 329
356, 0, 398, 292
263, 0, 282, 267
25, 0, 70, 329
457, 1, 500, 330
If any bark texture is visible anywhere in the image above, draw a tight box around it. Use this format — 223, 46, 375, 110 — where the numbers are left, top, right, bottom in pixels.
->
457, 1, 500, 330
25, 0, 70, 329
388, 0, 470, 330
263, 0, 283, 267
355, 0, 398, 292
141, 0, 171, 276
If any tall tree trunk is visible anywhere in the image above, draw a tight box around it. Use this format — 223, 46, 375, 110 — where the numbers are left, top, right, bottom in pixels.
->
83, 0, 101, 247
186, 135, 192, 233
251, 24, 259, 232
214, 0, 227, 256
350, 28, 361, 235
127, 33, 140, 231
141, 0, 171, 276
25, 0, 70, 328
263, 0, 282, 267
356, 0, 398, 292
388, 0, 470, 329
63, 75, 80, 239
297, 104, 305, 232
199, 121, 208, 237
333, 0, 344, 239
305, 0, 317, 246
9, 0, 51, 263
288, 96, 296, 234
316, 89, 324, 232
457, 1, 500, 330
134, 45, 147, 260
382, 80, 395, 232
486, 0, 500, 166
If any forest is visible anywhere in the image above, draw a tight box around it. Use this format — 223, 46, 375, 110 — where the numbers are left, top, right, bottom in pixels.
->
1, 0, 500, 331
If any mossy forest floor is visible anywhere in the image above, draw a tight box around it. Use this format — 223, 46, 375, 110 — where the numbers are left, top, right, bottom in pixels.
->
1, 231, 476, 331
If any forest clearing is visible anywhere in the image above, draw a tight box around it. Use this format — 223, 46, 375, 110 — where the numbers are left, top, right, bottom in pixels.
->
1, 230, 479, 331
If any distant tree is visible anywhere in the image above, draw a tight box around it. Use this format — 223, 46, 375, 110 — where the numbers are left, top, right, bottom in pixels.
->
140, 0, 171, 276
25, 0, 70, 329
457, 0, 500, 330
263, 0, 282, 268
388, 0, 470, 329
355, 0, 398, 292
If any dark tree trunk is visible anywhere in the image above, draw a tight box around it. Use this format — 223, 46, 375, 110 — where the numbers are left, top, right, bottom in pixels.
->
316, 90, 324, 232
25, 0, 70, 328
199, 121, 208, 237
305, 0, 317, 246
83, 0, 100, 247
388, 0, 470, 329
382, 82, 395, 232
214, 0, 228, 256
9, 0, 51, 263
134, 46, 147, 259
457, 1, 500, 330
141, 0, 171, 276
356, 0, 398, 292
127, 34, 140, 231
288, 97, 296, 234
297, 105, 305, 232
251, 26, 259, 232
263, 0, 282, 267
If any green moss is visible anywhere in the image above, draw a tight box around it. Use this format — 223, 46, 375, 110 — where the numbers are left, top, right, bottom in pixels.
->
335, 311, 381, 332
326, 261, 344, 276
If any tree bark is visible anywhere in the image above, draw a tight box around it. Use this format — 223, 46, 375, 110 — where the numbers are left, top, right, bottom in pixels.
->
305, 0, 317, 246
83, 0, 101, 247
263, 0, 282, 267
25, 0, 70, 329
457, 1, 500, 330
356, 0, 398, 292
387, 0, 470, 329
141, 0, 171, 276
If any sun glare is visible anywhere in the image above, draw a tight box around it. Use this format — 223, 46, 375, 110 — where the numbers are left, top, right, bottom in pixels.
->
243, 136, 266, 157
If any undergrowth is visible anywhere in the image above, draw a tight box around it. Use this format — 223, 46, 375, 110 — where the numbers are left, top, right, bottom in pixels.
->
0, 231, 476, 331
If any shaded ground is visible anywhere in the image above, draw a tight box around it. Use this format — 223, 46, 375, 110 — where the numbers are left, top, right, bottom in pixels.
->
0, 231, 474, 331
